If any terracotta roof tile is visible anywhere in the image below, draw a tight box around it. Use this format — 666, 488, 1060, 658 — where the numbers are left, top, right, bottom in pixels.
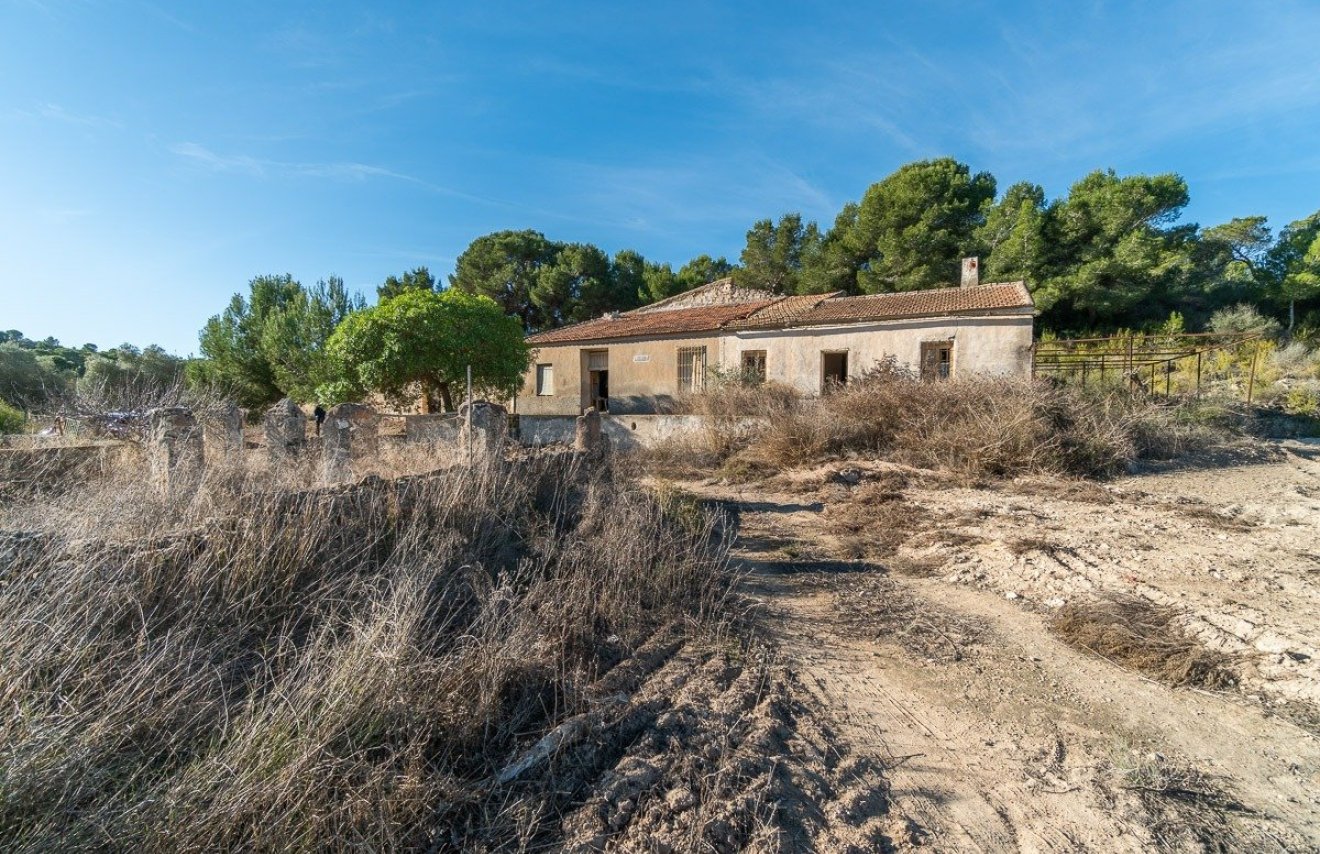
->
790, 282, 1032, 327
525, 299, 778, 345
728, 292, 840, 329
524, 281, 1033, 346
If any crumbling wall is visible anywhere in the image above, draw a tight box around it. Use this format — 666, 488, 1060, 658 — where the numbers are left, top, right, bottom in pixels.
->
204, 404, 245, 462
323, 403, 380, 483
148, 407, 203, 497
264, 398, 307, 461
459, 401, 508, 455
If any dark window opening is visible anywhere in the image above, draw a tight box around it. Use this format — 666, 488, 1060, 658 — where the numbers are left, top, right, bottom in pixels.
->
822, 351, 848, 390
741, 350, 767, 384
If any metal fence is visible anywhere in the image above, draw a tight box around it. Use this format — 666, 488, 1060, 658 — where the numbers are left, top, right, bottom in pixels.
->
1032, 332, 1265, 402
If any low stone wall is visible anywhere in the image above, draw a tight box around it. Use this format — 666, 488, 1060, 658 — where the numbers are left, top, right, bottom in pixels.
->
404, 414, 461, 443
0, 443, 134, 497
517, 414, 713, 451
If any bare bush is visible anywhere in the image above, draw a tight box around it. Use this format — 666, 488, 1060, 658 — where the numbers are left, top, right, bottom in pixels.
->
0, 449, 733, 851
652, 361, 1237, 481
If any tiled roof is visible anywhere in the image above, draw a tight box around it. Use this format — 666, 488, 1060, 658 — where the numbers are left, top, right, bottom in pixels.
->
524, 281, 1032, 346
788, 282, 1032, 327
525, 299, 778, 345
727, 292, 840, 329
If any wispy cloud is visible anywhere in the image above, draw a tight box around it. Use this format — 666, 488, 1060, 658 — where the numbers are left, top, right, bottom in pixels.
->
170, 142, 416, 184
35, 103, 122, 130
540, 152, 839, 241
169, 142, 530, 211
37, 207, 93, 224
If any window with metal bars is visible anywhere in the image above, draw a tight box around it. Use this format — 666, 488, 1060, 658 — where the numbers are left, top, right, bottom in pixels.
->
677, 347, 707, 393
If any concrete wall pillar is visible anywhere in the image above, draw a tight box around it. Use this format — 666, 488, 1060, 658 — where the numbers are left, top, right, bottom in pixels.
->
148, 406, 203, 496
204, 403, 245, 462
263, 398, 307, 462
574, 406, 605, 454
459, 401, 508, 456
323, 403, 379, 482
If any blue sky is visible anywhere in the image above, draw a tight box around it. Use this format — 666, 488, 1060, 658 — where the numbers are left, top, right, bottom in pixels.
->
2, 0, 1318, 355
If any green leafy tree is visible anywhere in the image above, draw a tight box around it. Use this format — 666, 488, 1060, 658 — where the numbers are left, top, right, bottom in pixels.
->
977, 181, 1048, 284
0, 344, 64, 408
450, 230, 559, 330
190, 274, 304, 408
377, 266, 436, 301
1189, 216, 1274, 322
820, 158, 996, 294
322, 289, 528, 411
530, 243, 616, 325
735, 214, 822, 294
676, 255, 734, 290
260, 277, 366, 402
1032, 170, 1195, 331
608, 249, 667, 311
1270, 212, 1320, 330
78, 345, 186, 409
0, 399, 24, 433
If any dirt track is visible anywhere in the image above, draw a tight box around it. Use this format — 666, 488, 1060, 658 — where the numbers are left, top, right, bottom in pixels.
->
674, 439, 1320, 851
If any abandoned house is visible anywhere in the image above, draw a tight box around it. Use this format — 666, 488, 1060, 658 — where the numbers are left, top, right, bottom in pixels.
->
516, 258, 1035, 415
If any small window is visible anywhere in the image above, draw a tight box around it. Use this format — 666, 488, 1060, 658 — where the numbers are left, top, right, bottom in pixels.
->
535, 364, 554, 395
920, 342, 953, 382
741, 350, 767, 384
677, 347, 707, 393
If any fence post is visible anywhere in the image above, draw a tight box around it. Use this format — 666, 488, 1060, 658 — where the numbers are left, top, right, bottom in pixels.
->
1246, 342, 1261, 406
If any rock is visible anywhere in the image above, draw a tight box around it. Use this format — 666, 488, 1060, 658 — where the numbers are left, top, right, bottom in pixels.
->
1005, 591, 1021, 601
664, 787, 696, 813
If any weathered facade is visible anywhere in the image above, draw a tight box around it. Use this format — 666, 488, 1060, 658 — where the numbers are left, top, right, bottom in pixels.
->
516, 266, 1035, 416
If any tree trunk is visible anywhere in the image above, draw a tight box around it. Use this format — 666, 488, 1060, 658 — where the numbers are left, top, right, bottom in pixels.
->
438, 382, 454, 412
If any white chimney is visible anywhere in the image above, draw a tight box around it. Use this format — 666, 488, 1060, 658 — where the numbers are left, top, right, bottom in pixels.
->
961, 257, 980, 288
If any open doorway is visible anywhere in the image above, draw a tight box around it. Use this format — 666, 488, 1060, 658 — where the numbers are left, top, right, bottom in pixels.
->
589, 369, 609, 411
583, 349, 609, 411
821, 351, 848, 391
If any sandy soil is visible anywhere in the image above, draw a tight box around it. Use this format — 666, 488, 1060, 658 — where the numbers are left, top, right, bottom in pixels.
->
670, 439, 1320, 851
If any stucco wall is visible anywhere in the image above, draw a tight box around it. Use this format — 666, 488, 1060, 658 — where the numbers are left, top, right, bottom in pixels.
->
516, 312, 1033, 414
722, 313, 1033, 392
516, 335, 724, 416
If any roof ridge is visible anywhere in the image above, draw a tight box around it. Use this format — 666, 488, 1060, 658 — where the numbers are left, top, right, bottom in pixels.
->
838, 280, 1027, 301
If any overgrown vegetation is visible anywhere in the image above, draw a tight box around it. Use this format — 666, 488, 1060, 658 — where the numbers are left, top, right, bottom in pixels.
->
658, 363, 1223, 481
0, 450, 732, 851
0, 400, 24, 434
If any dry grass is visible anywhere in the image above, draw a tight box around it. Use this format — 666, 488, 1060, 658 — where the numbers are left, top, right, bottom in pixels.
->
0, 445, 733, 851
652, 361, 1225, 482
823, 482, 927, 560
1052, 595, 1238, 690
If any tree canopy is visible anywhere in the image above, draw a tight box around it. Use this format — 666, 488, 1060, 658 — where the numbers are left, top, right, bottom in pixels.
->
0, 333, 184, 412
322, 289, 529, 411
189, 274, 363, 408
377, 266, 437, 302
